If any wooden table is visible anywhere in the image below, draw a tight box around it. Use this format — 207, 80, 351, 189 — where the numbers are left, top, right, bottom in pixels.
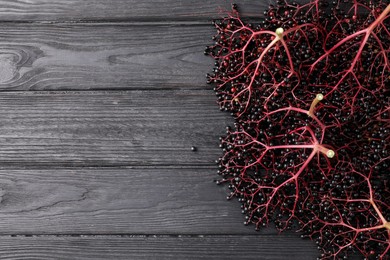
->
0, 0, 320, 259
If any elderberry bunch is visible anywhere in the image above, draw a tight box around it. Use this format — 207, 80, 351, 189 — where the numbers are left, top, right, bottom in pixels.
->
206, 0, 390, 259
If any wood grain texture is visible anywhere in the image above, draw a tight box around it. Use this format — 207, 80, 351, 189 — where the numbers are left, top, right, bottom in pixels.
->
0, 24, 214, 91
0, 0, 268, 22
0, 90, 231, 167
0, 167, 279, 235
0, 235, 319, 259
0, 1, 324, 258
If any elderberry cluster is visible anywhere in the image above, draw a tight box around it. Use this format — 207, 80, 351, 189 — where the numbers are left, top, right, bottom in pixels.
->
206, 0, 389, 259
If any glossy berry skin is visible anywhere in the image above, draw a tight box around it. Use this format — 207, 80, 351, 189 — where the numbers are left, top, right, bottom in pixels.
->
207, 1, 390, 259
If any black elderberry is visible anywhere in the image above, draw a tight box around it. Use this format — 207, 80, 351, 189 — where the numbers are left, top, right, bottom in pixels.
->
207, 1, 390, 258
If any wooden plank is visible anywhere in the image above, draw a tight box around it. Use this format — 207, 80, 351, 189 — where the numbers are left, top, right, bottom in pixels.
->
0, 167, 280, 234
0, 90, 231, 167
0, 0, 268, 22
0, 24, 217, 91
0, 235, 319, 259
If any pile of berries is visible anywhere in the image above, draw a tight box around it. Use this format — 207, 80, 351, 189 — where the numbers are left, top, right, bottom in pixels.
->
205, 0, 389, 259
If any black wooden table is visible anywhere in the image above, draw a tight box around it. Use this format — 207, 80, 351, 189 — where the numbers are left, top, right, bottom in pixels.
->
0, 1, 320, 259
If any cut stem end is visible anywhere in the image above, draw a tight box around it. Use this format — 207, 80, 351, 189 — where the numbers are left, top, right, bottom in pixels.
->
275, 27, 284, 39
308, 93, 324, 117
316, 145, 335, 159
326, 150, 335, 158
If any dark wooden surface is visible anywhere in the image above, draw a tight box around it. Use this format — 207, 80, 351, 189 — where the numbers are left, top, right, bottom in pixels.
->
0, 0, 321, 259
0, 0, 264, 21
0, 235, 316, 260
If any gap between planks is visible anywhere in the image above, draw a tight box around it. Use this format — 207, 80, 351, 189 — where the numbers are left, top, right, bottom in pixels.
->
0, 18, 263, 25
3, 234, 299, 238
